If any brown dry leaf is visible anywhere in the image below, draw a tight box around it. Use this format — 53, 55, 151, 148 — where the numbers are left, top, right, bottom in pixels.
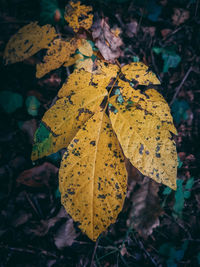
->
172, 8, 190, 26
92, 18, 123, 62
17, 162, 58, 187
36, 38, 78, 78
4, 22, 57, 65
54, 219, 79, 249
127, 177, 162, 237
59, 111, 127, 241
125, 20, 138, 38
64, 1, 93, 32
109, 95, 177, 190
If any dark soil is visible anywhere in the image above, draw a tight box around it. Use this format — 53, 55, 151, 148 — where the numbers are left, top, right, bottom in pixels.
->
0, 0, 199, 266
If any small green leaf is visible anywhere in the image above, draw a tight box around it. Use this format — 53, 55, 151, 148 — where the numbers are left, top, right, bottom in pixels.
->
183, 191, 191, 199
185, 177, 194, 190
163, 186, 172, 195
173, 179, 184, 217
26, 96, 41, 116
0, 91, 23, 113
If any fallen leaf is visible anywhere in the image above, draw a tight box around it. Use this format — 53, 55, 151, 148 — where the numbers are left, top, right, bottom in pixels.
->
54, 219, 79, 248
127, 177, 162, 237
172, 8, 190, 26
92, 18, 123, 62
17, 162, 58, 187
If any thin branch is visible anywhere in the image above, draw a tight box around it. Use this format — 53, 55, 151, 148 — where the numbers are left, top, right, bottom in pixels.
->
170, 66, 193, 106
90, 238, 99, 267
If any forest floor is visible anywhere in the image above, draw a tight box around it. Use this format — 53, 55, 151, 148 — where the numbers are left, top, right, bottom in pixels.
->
0, 0, 200, 266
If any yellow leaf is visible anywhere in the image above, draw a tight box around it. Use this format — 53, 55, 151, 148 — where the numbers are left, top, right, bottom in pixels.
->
64, 1, 93, 32
36, 38, 78, 78
121, 62, 160, 85
58, 61, 119, 99
109, 96, 177, 190
63, 53, 83, 67
78, 39, 93, 57
75, 58, 93, 73
41, 73, 107, 147
118, 80, 177, 134
4, 22, 57, 65
59, 111, 127, 241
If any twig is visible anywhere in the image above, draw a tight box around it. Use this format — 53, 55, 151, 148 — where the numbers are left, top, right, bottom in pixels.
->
170, 66, 193, 106
195, 0, 199, 16
90, 238, 99, 267
0, 244, 58, 258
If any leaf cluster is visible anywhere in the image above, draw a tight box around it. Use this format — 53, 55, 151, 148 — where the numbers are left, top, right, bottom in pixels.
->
3, 1, 178, 241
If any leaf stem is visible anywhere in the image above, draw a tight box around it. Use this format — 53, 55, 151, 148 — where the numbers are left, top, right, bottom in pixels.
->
104, 74, 119, 111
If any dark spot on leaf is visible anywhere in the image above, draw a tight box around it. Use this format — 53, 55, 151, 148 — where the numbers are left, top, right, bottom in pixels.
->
90, 141, 96, 146
98, 194, 106, 199
116, 193, 122, 199
139, 144, 144, 155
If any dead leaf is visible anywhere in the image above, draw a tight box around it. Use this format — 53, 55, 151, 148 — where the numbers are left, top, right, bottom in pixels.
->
54, 219, 79, 248
172, 8, 190, 26
125, 20, 138, 38
92, 18, 123, 62
17, 162, 58, 187
4, 22, 57, 65
19, 119, 37, 144
127, 177, 163, 237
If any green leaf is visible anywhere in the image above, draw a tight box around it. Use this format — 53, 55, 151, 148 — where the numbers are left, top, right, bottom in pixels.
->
0, 91, 23, 113
152, 47, 181, 73
163, 186, 172, 195
185, 177, 194, 190
26, 96, 40, 116
183, 191, 191, 199
173, 179, 184, 217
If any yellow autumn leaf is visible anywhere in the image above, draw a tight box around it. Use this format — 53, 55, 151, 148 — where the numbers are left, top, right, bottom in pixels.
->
78, 39, 93, 57
36, 38, 78, 78
4, 22, 57, 65
64, 1, 93, 32
109, 96, 177, 190
42, 76, 107, 140
63, 53, 83, 67
59, 111, 127, 241
76, 58, 93, 72
118, 80, 177, 134
58, 61, 119, 99
121, 62, 160, 85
